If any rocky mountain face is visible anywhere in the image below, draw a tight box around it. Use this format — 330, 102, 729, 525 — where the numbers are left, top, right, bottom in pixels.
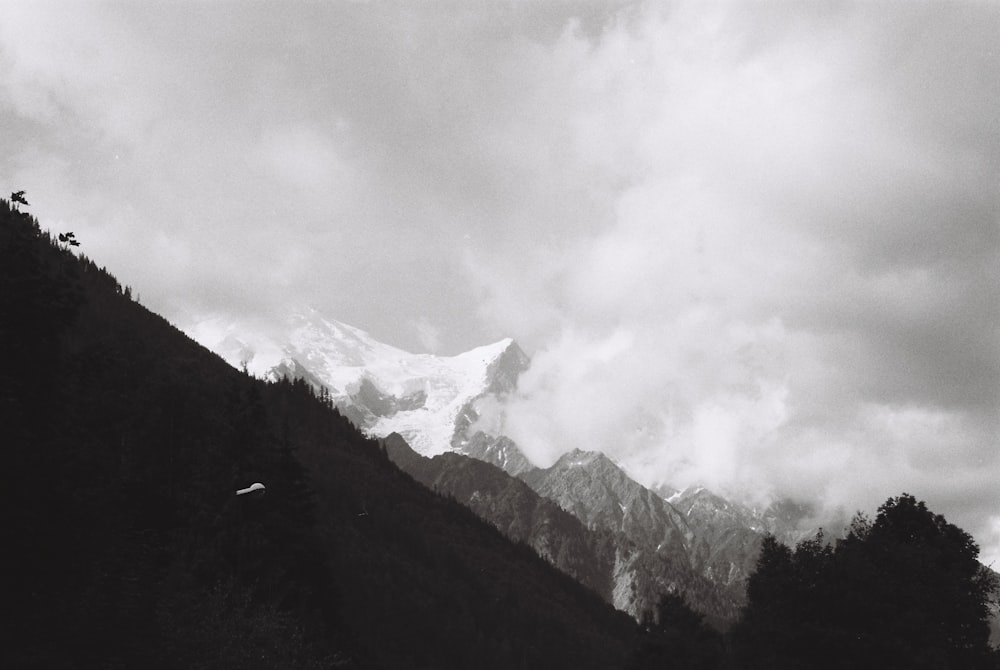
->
669, 488, 765, 602
190, 308, 817, 623
449, 343, 535, 476
383, 433, 615, 603
385, 432, 779, 621
519, 449, 748, 621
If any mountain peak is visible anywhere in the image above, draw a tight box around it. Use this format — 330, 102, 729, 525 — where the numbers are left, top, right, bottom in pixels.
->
187, 307, 528, 458
553, 449, 618, 471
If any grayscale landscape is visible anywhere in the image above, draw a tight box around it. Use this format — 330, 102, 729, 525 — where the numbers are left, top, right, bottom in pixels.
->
2, 2, 998, 668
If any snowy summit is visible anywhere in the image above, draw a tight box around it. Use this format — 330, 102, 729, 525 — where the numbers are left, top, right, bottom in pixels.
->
187, 306, 526, 457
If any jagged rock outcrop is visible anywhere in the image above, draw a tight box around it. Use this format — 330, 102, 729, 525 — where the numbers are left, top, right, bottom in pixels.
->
384, 434, 614, 602
520, 449, 736, 620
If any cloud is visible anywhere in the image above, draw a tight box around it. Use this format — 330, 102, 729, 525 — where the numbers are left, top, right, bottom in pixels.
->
463, 1, 999, 555
1, 1, 996, 561
412, 316, 443, 353
257, 125, 353, 195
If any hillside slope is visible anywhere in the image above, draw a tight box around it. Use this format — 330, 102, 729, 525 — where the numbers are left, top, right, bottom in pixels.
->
0, 198, 638, 669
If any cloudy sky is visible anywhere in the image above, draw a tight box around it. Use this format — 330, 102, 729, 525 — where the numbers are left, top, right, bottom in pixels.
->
2, 1, 998, 560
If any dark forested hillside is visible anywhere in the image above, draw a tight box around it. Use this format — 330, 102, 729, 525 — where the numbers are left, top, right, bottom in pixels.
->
0, 198, 637, 668
7, 197, 998, 670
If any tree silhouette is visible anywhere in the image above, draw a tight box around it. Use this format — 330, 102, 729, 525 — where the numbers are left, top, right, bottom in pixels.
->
11, 190, 29, 210
629, 592, 726, 669
737, 494, 1000, 670
58, 231, 81, 247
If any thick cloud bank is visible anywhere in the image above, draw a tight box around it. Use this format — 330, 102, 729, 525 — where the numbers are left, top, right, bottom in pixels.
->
462, 4, 999, 558
2, 2, 997, 561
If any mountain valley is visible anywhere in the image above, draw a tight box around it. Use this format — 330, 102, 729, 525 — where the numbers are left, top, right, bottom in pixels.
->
190, 306, 820, 623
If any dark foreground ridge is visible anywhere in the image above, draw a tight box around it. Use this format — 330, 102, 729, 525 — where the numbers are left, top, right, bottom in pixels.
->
0, 198, 637, 668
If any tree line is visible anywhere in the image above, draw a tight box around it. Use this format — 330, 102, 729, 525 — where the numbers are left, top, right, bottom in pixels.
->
629, 493, 1000, 669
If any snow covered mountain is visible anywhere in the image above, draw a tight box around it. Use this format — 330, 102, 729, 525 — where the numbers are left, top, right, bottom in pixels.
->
187, 307, 529, 459
188, 307, 820, 622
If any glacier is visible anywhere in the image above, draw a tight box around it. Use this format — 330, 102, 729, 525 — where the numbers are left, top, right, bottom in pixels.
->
187, 306, 520, 457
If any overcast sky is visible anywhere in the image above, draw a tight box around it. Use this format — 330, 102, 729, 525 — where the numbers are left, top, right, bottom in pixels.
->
2, 1, 998, 562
